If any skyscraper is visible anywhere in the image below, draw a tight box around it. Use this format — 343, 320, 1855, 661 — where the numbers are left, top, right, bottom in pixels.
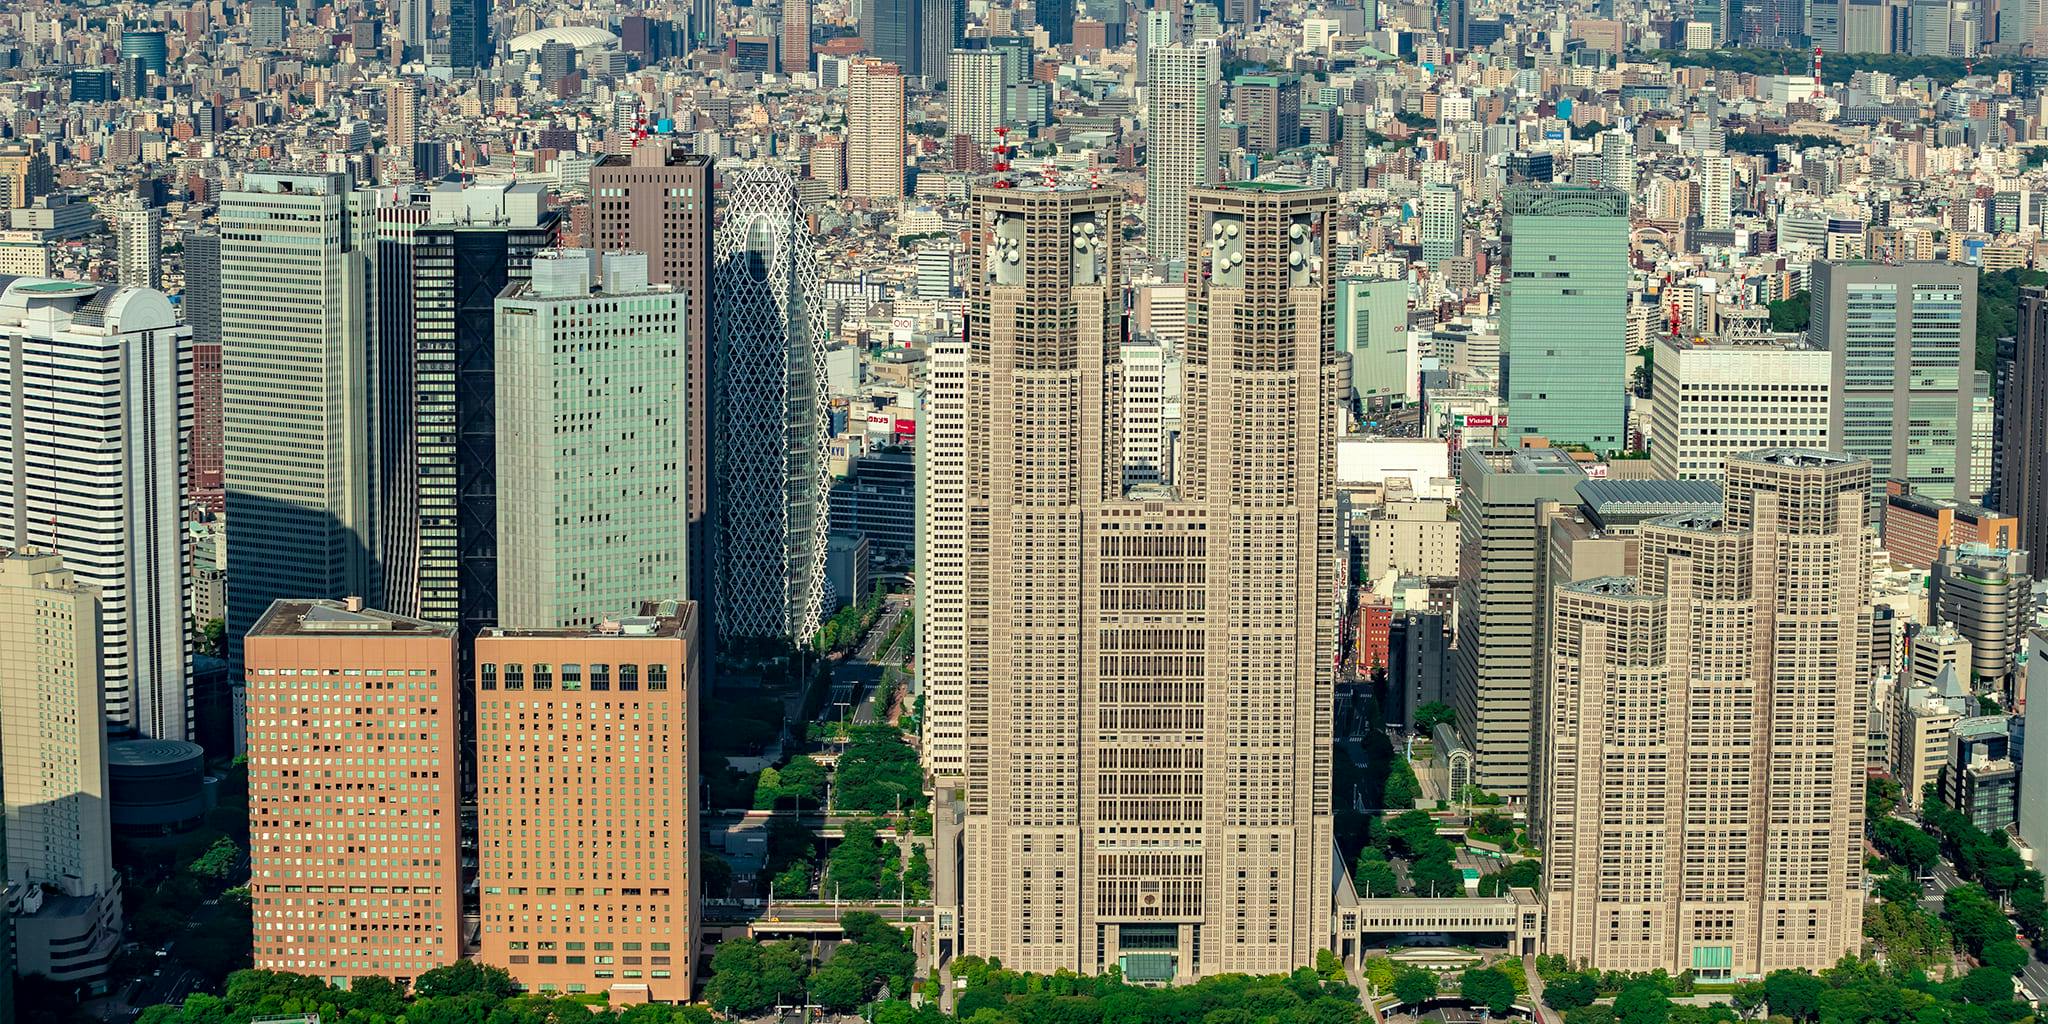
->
712, 170, 830, 642
113, 195, 160, 289
1594, 128, 1636, 195
475, 603, 700, 1001
1335, 277, 1409, 415
1039, 0, 1077, 44
692, 0, 722, 48
181, 231, 224, 510
1449, 448, 1588, 802
590, 147, 714, 614
375, 182, 559, 639
918, 339, 969, 783
0, 551, 122, 991
1144, 43, 1220, 266
245, 598, 461, 984
847, 60, 907, 201
783, 0, 812, 75
495, 250, 690, 630
449, 0, 490, 72
2005, 287, 2048, 577
1539, 450, 1872, 977
1500, 184, 1629, 452
1929, 544, 2033, 698
1808, 260, 1976, 517
387, 84, 420, 176
943, 180, 1336, 980
865, 0, 924, 74
220, 173, 376, 655
1419, 182, 1463, 270
0, 279, 190, 740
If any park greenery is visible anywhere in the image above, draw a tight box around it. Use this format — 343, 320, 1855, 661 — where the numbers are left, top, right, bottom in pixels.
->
813, 590, 886, 654
1723, 133, 1838, 157
133, 964, 714, 1024
706, 913, 916, 1015
112, 759, 254, 990
1977, 268, 2048, 376
1354, 809, 1464, 899
942, 955, 1371, 1024
834, 724, 924, 813
1767, 290, 1810, 333
750, 755, 827, 810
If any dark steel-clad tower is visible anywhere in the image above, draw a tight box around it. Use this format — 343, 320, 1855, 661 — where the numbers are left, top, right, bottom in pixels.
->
449, 0, 490, 71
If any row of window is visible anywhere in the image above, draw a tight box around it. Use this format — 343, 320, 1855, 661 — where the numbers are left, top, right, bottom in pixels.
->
479, 662, 670, 691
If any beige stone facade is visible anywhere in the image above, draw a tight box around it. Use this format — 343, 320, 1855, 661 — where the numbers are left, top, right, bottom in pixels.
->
1539, 450, 1872, 978
947, 182, 1337, 981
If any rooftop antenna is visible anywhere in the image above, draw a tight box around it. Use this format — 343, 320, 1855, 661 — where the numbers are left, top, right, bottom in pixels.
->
991, 125, 1015, 188
1812, 46, 1822, 88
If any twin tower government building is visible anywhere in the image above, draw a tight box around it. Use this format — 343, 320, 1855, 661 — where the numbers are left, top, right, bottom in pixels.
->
228, 180, 1870, 996
920, 181, 1871, 984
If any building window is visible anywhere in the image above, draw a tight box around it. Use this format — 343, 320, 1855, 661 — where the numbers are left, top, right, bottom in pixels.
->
620, 664, 639, 691
590, 664, 610, 691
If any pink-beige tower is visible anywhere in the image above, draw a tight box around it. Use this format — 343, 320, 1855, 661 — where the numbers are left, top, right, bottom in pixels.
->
475, 603, 700, 1002
1538, 450, 1872, 977
244, 599, 462, 985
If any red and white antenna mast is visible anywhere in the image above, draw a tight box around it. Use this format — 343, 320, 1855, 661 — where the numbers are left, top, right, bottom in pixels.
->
1812, 47, 1822, 88
991, 126, 1015, 188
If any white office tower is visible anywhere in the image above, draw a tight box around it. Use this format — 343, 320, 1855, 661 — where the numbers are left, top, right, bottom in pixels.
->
918, 339, 970, 782
1121, 340, 1170, 487
947, 48, 1009, 145
112, 196, 160, 289
219, 172, 376, 653
1419, 182, 1463, 270
846, 59, 907, 201
1700, 154, 1734, 231
0, 279, 191, 740
1144, 43, 1220, 265
0, 551, 122, 988
1596, 127, 1636, 197
1649, 334, 1834, 482
712, 168, 831, 642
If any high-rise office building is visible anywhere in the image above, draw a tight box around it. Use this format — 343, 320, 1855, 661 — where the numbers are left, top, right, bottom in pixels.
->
0, 551, 122, 991
245, 598, 461, 984
375, 182, 558, 639
918, 339, 969, 782
784, 0, 812, 74
181, 231, 224, 509
1450, 448, 1588, 803
0, 279, 190, 740
398, 0, 430, 54
1808, 260, 1976, 518
1648, 334, 1834, 482
865, 0, 923, 73
1501, 184, 1629, 452
847, 60, 908, 201
1120, 340, 1169, 488
692, 0, 722, 48
495, 250, 689, 630
113, 196, 161, 289
2007, 288, 2048, 577
1234, 74, 1300, 154
1539, 450, 1872, 976
1040, 0, 1077, 43
220, 173, 376, 655
1929, 544, 2034, 698
475, 603, 700, 1000
449, 0, 490, 71
943, 181, 1336, 980
1419, 182, 1463, 270
712, 170, 830, 642
590, 147, 714, 613
1144, 43, 1220, 266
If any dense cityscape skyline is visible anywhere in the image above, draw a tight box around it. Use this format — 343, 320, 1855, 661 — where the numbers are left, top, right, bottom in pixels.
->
1, 0, 2047, 1023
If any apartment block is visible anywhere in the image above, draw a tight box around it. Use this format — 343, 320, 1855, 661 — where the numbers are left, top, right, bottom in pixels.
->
245, 599, 461, 984
475, 604, 700, 1001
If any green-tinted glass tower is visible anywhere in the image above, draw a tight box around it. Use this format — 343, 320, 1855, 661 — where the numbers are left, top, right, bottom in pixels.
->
1501, 184, 1629, 453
